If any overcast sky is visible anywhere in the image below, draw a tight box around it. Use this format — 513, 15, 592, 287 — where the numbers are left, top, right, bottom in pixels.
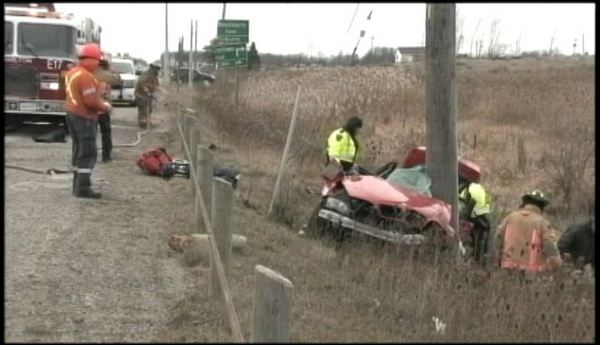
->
53, 2, 596, 63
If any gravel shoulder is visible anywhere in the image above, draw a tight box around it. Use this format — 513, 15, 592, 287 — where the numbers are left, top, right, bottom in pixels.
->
4, 105, 193, 342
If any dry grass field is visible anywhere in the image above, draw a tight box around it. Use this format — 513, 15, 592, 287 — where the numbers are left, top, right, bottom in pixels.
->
164, 56, 594, 342
204, 56, 594, 229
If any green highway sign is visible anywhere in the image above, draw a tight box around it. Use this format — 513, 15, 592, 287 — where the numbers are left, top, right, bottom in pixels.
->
215, 45, 247, 67
217, 20, 249, 45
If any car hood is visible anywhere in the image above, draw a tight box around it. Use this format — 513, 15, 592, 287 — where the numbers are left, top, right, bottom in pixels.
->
119, 73, 137, 81
341, 175, 454, 234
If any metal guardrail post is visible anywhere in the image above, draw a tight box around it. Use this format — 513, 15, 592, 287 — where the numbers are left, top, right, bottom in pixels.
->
251, 265, 294, 342
197, 146, 214, 233
175, 107, 243, 341
189, 127, 200, 198
209, 177, 234, 299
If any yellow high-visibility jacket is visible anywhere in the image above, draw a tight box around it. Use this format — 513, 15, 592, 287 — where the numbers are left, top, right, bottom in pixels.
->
327, 128, 358, 164
460, 182, 491, 218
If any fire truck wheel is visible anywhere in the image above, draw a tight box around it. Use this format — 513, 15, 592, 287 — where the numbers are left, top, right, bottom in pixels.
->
5, 115, 23, 132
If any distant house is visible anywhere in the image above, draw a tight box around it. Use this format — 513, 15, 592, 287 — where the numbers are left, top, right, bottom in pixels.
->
395, 47, 426, 64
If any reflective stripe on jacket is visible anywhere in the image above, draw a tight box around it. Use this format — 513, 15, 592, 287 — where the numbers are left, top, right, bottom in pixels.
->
460, 182, 491, 218
327, 128, 358, 164
495, 204, 561, 272
64, 66, 103, 120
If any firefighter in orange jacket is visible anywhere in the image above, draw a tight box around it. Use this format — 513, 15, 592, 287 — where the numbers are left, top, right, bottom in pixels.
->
494, 190, 562, 273
64, 43, 112, 199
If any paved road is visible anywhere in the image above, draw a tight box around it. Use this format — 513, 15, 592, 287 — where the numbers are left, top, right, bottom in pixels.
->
5, 106, 190, 342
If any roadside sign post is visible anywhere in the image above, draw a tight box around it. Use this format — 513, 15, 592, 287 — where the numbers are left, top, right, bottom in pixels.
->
214, 20, 249, 67
215, 19, 249, 106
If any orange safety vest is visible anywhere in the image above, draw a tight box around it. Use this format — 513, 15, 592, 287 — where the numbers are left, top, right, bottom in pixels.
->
501, 224, 545, 272
496, 205, 561, 273
64, 65, 102, 120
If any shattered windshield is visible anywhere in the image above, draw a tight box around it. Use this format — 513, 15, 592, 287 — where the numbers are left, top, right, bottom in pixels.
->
5, 22, 14, 54
17, 23, 76, 58
387, 165, 432, 196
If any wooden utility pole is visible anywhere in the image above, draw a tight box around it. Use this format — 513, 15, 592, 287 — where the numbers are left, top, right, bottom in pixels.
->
217, 3, 226, 98
188, 20, 193, 89
582, 33, 585, 55
425, 4, 460, 251
164, 3, 170, 85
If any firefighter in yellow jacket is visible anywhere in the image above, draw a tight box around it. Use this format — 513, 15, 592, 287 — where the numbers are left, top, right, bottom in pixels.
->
326, 116, 363, 174
459, 175, 491, 264
494, 190, 562, 273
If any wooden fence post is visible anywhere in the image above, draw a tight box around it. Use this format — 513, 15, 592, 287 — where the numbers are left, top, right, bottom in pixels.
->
268, 85, 302, 216
517, 137, 527, 174
209, 177, 234, 299
183, 115, 194, 152
251, 265, 294, 342
197, 146, 214, 232
189, 126, 200, 197
234, 67, 240, 108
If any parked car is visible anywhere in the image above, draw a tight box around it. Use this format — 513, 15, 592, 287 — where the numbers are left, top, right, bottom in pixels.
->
171, 68, 215, 85
110, 58, 137, 106
308, 147, 480, 252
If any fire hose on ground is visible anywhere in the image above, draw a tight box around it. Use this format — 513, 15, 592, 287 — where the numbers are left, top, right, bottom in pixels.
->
6, 96, 157, 175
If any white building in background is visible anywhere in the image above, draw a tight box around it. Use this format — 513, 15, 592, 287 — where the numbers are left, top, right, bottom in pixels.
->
395, 47, 426, 64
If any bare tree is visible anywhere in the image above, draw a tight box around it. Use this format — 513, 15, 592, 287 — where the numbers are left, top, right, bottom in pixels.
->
514, 33, 521, 56
548, 31, 556, 56
476, 38, 484, 57
469, 18, 481, 57
487, 17, 502, 58
456, 6, 464, 55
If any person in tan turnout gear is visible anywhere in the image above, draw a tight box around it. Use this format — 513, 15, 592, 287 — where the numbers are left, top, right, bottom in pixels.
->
134, 63, 160, 129
494, 190, 562, 273
95, 56, 122, 162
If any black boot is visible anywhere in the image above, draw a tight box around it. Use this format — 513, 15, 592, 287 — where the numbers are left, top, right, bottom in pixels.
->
75, 172, 101, 199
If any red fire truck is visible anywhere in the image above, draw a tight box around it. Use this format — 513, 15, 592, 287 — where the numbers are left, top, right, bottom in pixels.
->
4, 3, 99, 126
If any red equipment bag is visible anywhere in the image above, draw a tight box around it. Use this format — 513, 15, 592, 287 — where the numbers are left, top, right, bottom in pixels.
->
137, 147, 173, 176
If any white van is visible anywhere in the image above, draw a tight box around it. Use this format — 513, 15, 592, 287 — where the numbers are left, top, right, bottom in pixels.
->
110, 58, 137, 106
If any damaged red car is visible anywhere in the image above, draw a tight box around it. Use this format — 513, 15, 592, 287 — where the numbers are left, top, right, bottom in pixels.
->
308, 147, 481, 249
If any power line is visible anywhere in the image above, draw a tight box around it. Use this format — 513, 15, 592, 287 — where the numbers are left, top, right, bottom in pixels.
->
347, 3, 360, 33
